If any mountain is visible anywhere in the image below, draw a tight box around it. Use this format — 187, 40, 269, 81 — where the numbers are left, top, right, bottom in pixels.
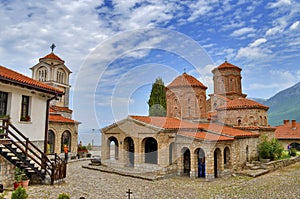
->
263, 82, 300, 126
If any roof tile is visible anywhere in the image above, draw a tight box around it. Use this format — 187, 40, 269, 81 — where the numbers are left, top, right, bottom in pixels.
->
0, 65, 63, 95
217, 98, 269, 110
275, 122, 300, 139
167, 73, 207, 89
39, 52, 64, 63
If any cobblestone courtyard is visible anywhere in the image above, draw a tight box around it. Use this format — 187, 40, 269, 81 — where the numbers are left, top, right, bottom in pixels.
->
27, 160, 300, 199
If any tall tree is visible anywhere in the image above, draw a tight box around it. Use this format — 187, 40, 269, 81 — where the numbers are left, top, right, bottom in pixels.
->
148, 77, 167, 116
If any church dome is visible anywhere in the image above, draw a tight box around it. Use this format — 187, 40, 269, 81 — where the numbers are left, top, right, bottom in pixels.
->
217, 98, 269, 110
39, 52, 65, 63
167, 73, 207, 89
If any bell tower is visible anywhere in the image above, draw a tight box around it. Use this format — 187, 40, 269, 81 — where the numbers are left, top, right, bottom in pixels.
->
212, 61, 246, 100
30, 44, 72, 107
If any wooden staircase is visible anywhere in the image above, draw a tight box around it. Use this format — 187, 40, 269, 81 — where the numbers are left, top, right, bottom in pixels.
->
0, 118, 66, 185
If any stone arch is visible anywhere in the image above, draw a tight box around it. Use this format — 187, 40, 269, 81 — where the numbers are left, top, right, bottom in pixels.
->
61, 130, 71, 153
290, 142, 300, 150
224, 147, 231, 169
143, 137, 158, 164
36, 66, 49, 82
195, 148, 205, 178
47, 129, 55, 154
237, 118, 242, 126
182, 147, 191, 175
214, 148, 222, 178
107, 136, 119, 160
124, 137, 134, 167
249, 116, 255, 126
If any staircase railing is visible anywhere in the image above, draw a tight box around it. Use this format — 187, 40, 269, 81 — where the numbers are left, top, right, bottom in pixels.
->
0, 118, 67, 184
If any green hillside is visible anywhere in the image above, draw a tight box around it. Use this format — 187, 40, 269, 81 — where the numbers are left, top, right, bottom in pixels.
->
264, 82, 300, 126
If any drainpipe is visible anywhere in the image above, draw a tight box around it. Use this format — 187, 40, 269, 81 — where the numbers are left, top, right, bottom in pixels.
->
44, 93, 58, 154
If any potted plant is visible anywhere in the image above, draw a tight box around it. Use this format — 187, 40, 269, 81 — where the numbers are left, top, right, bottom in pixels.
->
21, 174, 30, 189
11, 186, 28, 199
13, 168, 22, 190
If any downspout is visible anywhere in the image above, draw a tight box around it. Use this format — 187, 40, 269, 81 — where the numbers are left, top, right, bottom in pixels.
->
44, 93, 58, 154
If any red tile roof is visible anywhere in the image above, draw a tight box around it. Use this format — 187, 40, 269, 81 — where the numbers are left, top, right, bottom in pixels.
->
130, 115, 258, 138
198, 123, 259, 138
212, 61, 241, 72
39, 52, 64, 63
0, 65, 64, 95
167, 73, 207, 89
49, 114, 79, 123
275, 122, 300, 139
178, 131, 234, 141
217, 98, 269, 111
50, 106, 73, 113
130, 116, 199, 129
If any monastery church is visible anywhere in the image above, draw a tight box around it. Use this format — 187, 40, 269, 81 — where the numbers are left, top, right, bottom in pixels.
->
101, 61, 276, 180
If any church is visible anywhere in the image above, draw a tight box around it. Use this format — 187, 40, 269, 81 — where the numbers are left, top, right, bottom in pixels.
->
101, 61, 276, 180
30, 45, 80, 155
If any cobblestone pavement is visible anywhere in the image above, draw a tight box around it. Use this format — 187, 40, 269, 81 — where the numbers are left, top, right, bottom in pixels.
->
27, 160, 300, 199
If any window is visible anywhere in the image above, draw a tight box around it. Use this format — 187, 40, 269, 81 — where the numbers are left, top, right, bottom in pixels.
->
38, 67, 47, 81
0, 91, 8, 116
57, 69, 65, 84
20, 95, 30, 121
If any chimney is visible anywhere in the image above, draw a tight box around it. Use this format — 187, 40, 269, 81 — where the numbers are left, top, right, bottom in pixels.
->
292, 120, 296, 130
284, 120, 290, 125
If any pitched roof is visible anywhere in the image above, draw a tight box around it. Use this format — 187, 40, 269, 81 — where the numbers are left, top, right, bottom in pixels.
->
275, 122, 300, 139
217, 98, 269, 111
39, 52, 64, 63
50, 106, 73, 113
212, 61, 241, 72
178, 131, 234, 141
167, 73, 207, 89
130, 116, 199, 129
130, 115, 258, 138
0, 65, 64, 95
49, 114, 79, 124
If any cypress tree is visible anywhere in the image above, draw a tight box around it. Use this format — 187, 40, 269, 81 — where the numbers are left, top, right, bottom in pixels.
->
148, 77, 167, 116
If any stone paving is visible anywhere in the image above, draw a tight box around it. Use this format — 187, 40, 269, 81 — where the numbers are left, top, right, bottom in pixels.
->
25, 160, 300, 199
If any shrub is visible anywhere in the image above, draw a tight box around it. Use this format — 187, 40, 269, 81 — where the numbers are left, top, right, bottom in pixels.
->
258, 136, 283, 161
11, 186, 28, 199
289, 148, 297, 156
57, 193, 70, 199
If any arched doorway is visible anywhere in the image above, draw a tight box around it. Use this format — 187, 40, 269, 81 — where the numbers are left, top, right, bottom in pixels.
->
169, 142, 174, 165
124, 137, 134, 167
144, 137, 158, 164
224, 147, 230, 169
61, 130, 71, 152
47, 130, 55, 154
196, 148, 205, 178
214, 148, 222, 178
108, 136, 119, 160
182, 148, 190, 175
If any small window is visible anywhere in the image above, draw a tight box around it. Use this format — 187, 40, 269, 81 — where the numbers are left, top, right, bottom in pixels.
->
20, 95, 30, 121
0, 91, 8, 116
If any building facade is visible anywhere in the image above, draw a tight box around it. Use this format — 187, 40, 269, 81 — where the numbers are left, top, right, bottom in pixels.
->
101, 61, 276, 180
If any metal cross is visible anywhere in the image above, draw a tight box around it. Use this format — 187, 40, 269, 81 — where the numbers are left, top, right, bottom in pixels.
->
50, 43, 56, 52
126, 189, 133, 199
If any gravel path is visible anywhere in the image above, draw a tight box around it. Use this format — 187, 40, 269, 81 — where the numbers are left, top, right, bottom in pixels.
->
27, 160, 300, 199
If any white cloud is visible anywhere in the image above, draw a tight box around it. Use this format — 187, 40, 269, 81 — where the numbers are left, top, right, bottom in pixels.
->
230, 27, 255, 37
268, 0, 291, 8
249, 38, 267, 47
290, 21, 300, 30
266, 26, 283, 36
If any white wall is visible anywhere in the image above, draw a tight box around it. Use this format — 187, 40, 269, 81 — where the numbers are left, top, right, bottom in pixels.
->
0, 83, 51, 141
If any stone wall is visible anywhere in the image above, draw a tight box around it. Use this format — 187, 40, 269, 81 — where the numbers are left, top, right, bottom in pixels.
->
0, 156, 14, 189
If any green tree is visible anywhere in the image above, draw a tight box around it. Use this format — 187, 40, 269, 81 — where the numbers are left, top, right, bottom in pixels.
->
148, 77, 167, 116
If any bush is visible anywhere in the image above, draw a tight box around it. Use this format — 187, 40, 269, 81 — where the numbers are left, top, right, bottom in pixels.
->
289, 148, 297, 156
258, 136, 283, 161
11, 186, 28, 199
57, 193, 70, 199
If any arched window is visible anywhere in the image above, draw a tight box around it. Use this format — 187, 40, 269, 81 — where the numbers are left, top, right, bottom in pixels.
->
37, 67, 47, 81
48, 130, 55, 154
61, 131, 71, 152
237, 119, 242, 126
57, 69, 66, 84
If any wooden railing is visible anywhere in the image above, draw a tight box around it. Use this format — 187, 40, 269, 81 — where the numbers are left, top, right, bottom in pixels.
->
0, 118, 67, 184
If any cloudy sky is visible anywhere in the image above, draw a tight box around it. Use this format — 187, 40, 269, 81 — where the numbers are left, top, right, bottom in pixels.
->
1, 0, 300, 143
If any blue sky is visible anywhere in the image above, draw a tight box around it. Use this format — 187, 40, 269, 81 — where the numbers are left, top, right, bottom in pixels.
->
0, 0, 299, 144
